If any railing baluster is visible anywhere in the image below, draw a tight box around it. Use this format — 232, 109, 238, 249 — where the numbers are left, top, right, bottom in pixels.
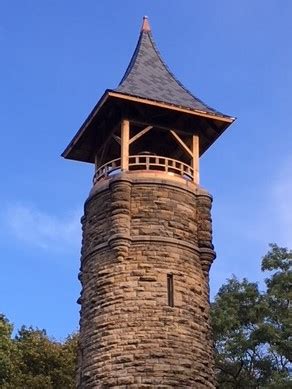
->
93, 155, 194, 183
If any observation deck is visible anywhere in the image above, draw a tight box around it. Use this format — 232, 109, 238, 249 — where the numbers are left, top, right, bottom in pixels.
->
93, 154, 194, 184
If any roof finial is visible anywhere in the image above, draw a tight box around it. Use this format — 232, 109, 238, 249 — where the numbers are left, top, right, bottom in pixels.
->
141, 16, 151, 32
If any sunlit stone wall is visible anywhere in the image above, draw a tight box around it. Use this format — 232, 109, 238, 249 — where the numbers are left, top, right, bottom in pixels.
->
77, 172, 216, 388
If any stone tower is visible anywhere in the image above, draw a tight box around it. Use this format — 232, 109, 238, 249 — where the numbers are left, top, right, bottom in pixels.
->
63, 17, 234, 388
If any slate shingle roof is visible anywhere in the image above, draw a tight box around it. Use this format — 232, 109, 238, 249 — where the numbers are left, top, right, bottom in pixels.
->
116, 18, 222, 116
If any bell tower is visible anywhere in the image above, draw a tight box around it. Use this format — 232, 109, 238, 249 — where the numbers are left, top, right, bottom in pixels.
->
63, 17, 234, 389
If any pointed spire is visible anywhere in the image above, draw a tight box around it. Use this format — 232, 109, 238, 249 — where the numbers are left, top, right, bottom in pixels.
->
117, 16, 222, 116
141, 16, 151, 33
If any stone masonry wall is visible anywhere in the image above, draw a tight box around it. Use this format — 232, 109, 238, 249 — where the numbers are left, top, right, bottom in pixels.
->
77, 173, 216, 388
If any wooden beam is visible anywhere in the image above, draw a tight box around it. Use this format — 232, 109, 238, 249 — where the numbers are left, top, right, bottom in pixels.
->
94, 154, 98, 171
112, 134, 121, 145
192, 135, 199, 184
129, 126, 153, 145
95, 142, 108, 170
108, 91, 235, 123
170, 130, 193, 158
94, 118, 121, 168
62, 91, 110, 158
121, 119, 130, 170
95, 121, 120, 159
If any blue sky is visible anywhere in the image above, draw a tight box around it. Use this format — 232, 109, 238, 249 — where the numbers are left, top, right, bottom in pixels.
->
1, 1, 291, 340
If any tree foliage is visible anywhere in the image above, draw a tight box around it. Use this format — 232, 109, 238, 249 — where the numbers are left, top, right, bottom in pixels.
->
0, 318, 77, 389
212, 244, 292, 388
0, 315, 18, 387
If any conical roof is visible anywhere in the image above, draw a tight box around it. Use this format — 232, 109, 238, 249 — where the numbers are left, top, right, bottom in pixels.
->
115, 16, 222, 116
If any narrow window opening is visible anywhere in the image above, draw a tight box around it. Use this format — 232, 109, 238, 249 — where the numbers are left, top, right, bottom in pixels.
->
167, 274, 174, 307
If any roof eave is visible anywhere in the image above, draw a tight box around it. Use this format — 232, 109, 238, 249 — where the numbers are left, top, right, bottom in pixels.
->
61, 90, 111, 159
62, 89, 235, 162
108, 90, 235, 124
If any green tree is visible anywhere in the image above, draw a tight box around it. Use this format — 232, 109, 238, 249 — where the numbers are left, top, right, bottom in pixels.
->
0, 319, 78, 389
261, 244, 292, 386
212, 244, 291, 388
0, 315, 19, 387
211, 277, 271, 388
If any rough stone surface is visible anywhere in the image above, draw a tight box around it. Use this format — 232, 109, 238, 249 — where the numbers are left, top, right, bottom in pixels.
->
77, 173, 216, 388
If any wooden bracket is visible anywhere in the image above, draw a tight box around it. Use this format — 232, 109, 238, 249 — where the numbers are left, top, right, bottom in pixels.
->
129, 126, 153, 145
170, 130, 193, 158
95, 142, 109, 170
112, 134, 121, 145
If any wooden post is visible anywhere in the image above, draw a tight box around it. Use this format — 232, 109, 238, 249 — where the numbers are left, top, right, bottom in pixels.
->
94, 154, 98, 172
192, 135, 199, 184
94, 143, 107, 171
121, 119, 130, 171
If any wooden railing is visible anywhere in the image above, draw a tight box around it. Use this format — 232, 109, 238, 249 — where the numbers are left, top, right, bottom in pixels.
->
93, 155, 194, 184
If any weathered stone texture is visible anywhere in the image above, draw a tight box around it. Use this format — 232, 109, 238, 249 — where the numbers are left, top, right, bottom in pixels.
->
78, 174, 215, 388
